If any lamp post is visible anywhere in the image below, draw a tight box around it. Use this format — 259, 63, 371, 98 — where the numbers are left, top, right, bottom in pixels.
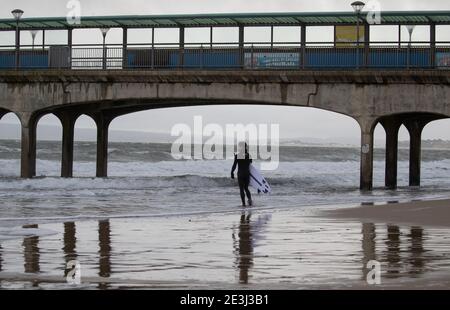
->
405, 25, 415, 69
351, 1, 365, 69
100, 28, 110, 70
11, 9, 24, 69
30, 30, 39, 50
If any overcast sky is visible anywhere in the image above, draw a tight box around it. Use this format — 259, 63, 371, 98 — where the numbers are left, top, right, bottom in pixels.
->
1, 0, 450, 144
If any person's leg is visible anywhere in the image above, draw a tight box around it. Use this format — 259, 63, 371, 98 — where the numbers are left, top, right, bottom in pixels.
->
244, 176, 252, 205
238, 177, 246, 206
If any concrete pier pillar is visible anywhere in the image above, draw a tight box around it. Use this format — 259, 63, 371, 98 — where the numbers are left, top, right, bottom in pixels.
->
409, 127, 422, 187
93, 113, 112, 178
20, 115, 38, 178
380, 118, 402, 189
56, 112, 78, 178
360, 121, 375, 191
403, 119, 425, 187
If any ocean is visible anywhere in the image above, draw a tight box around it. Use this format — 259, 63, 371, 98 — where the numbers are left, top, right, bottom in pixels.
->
1, 140, 450, 289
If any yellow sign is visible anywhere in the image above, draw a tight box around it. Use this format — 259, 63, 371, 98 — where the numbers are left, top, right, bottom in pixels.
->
335, 26, 365, 47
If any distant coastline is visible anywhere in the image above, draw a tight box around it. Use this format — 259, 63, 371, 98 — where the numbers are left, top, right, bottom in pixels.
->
2, 122, 450, 149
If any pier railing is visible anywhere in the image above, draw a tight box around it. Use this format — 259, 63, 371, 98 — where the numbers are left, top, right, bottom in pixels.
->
1, 41, 449, 70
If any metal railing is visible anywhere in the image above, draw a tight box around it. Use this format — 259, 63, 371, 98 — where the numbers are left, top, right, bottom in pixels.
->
0, 41, 449, 70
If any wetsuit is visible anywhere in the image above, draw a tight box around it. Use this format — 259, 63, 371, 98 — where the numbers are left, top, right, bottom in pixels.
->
231, 153, 252, 206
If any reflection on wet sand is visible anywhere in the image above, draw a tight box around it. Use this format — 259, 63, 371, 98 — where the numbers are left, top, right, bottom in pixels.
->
61, 220, 112, 287
0, 244, 3, 273
63, 222, 77, 278
408, 227, 427, 275
98, 220, 112, 289
361, 223, 428, 279
63, 222, 77, 262
0, 213, 444, 289
22, 224, 40, 274
0, 244, 3, 272
0, 243, 2, 287
361, 223, 376, 280
385, 225, 401, 276
233, 212, 253, 284
233, 212, 271, 284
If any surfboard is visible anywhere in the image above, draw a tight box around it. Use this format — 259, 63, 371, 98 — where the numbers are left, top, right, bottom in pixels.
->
249, 164, 271, 194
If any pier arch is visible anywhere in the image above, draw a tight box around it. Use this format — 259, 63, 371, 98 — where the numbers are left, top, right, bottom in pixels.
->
26, 102, 363, 181
372, 113, 448, 189
36, 113, 62, 177
72, 115, 97, 177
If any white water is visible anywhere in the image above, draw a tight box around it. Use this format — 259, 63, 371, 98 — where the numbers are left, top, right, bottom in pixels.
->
1, 155, 450, 228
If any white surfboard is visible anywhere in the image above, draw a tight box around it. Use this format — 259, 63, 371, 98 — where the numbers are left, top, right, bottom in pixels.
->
249, 164, 271, 194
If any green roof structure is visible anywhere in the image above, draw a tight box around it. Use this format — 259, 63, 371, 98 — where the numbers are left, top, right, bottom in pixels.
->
0, 11, 449, 31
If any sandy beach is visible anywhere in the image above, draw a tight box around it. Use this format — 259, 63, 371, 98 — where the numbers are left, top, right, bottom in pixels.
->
321, 199, 450, 228
0, 198, 450, 289
317, 198, 450, 289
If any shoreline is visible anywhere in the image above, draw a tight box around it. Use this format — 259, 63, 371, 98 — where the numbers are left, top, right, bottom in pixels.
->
320, 198, 450, 228
0, 197, 448, 228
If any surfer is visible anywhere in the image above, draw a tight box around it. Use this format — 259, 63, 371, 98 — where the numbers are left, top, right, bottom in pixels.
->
231, 142, 253, 207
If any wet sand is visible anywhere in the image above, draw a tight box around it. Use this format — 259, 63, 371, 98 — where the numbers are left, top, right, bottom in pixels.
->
321, 199, 450, 228
0, 201, 450, 289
